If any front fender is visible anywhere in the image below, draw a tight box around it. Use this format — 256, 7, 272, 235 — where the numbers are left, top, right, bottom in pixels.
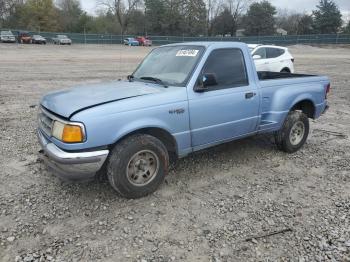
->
111, 118, 174, 145
52, 96, 191, 154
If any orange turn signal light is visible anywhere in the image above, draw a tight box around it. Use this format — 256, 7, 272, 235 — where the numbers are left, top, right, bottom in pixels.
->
62, 125, 83, 143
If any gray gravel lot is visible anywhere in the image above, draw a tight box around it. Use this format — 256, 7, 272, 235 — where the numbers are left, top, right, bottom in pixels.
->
0, 43, 349, 262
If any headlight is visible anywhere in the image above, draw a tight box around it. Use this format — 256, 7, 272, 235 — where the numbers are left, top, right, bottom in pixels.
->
52, 121, 84, 143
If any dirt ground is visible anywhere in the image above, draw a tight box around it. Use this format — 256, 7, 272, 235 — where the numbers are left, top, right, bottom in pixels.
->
0, 43, 349, 262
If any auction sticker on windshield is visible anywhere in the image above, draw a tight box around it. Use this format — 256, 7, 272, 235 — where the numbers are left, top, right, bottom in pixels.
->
176, 50, 199, 57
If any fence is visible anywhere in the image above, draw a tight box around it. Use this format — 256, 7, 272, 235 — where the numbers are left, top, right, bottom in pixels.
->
2, 29, 350, 45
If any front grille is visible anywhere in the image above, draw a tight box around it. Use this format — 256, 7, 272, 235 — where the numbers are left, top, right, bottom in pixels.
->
38, 107, 54, 136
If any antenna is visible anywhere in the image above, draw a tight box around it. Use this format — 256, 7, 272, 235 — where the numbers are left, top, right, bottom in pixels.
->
118, 31, 122, 81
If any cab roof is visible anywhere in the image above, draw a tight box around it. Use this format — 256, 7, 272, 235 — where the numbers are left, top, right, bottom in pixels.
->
164, 41, 249, 49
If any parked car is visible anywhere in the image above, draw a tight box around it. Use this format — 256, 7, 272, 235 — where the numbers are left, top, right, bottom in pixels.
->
17, 31, 32, 44
37, 42, 330, 199
136, 36, 152, 46
124, 38, 139, 46
0, 30, 16, 43
248, 44, 295, 73
32, 35, 47, 44
52, 35, 72, 45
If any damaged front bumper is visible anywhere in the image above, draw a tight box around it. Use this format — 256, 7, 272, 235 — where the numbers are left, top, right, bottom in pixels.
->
37, 129, 109, 181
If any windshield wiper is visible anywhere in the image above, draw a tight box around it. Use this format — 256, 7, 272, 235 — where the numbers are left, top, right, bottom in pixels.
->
140, 76, 168, 88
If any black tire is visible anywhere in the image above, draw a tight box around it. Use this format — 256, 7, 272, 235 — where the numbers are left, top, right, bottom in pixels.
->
275, 111, 309, 153
281, 68, 291, 73
107, 134, 169, 199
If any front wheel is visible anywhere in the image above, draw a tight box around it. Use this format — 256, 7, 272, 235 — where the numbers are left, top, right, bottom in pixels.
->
275, 111, 309, 153
107, 134, 169, 199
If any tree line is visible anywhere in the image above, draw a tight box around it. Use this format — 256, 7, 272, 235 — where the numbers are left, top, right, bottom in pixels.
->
0, 0, 349, 36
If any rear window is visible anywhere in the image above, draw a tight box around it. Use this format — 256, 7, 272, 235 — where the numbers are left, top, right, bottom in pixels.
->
266, 48, 285, 58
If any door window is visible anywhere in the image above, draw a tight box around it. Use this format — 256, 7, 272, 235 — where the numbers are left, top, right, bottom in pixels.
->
266, 48, 285, 58
201, 48, 249, 91
253, 47, 266, 59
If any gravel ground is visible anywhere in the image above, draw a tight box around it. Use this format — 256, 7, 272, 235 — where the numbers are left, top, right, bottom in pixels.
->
0, 43, 349, 262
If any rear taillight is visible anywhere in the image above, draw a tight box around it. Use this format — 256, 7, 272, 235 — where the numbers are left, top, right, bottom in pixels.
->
291, 58, 295, 63
325, 83, 330, 99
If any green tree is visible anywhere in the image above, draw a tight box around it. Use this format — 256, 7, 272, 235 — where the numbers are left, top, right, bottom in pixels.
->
127, 9, 146, 34
98, 0, 142, 36
144, 0, 166, 34
13, 0, 60, 31
75, 12, 96, 33
183, 0, 207, 36
211, 8, 234, 36
276, 12, 314, 35
163, 0, 184, 35
244, 0, 276, 36
297, 14, 314, 35
57, 0, 84, 32
145, 0, 185, 35
312, 0, 342, 34
1, 0, 25, 27
87, 11, 121, 34
344, 21, 350, 34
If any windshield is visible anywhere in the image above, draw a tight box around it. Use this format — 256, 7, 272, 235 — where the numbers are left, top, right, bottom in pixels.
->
1, 31, 12, 35
58, 35, 67, 38
133, 45, 205, 86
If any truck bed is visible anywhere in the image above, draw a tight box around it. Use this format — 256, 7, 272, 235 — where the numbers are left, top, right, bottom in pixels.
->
258, 71, 315, 81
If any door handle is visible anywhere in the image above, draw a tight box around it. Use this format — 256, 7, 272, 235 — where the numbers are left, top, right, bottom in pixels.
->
245, 92, 256, 99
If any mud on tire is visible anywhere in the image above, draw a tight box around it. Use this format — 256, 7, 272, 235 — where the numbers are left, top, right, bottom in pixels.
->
107, 134, 169, 199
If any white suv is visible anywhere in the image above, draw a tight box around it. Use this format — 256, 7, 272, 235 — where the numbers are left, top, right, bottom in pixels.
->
248, 44, 295, 73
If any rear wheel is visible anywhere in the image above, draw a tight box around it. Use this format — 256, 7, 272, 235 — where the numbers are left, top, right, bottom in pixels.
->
275, 111, 309, 153
107, 134, 169, 199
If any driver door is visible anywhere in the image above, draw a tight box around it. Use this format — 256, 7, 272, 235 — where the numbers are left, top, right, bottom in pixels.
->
188, 48, 260, 149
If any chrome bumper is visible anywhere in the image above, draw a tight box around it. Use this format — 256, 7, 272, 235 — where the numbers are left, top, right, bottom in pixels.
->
37, 129, 109, 181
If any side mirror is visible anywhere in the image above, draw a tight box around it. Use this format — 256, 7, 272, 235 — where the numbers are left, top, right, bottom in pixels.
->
194, 73, 218, 93
253, 55, 262, 60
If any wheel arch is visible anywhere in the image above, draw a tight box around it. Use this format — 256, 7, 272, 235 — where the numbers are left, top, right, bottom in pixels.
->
280, 67, 291, 73
291, 99, 316, 119
110, 127, 179, 159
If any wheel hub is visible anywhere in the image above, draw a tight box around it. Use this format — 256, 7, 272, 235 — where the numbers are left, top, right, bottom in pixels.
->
289, 121, 305, 146
127, 150, 159, 186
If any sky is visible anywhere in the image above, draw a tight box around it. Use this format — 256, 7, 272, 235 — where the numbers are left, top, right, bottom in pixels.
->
81, 0, 350, 19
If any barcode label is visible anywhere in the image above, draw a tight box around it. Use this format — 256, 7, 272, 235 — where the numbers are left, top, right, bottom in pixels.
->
176, 50, 199, 57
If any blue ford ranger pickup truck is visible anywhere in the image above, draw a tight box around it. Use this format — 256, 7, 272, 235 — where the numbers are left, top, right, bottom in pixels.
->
38, 42, 330, 198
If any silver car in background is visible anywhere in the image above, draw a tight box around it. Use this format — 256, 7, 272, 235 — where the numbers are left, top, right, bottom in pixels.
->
0, 30, 16, 43
52, 35, 72, 45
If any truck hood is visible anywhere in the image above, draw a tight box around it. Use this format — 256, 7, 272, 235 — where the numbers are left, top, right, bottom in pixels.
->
41, 81, 163, 118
